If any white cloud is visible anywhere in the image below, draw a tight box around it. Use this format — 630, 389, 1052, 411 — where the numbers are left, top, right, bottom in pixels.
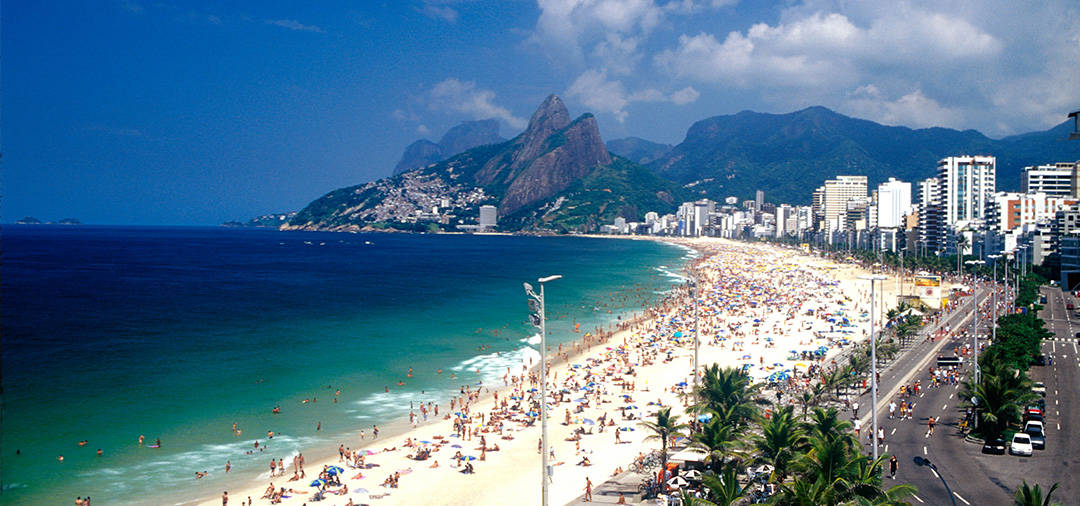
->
265, 19, 325, 33
419, 3, 459, 23
566, 69, 700, 122
531, 0, 663, 67
841, 85, 964, 129
428, 79, 527, 130
417, 124, 432, 136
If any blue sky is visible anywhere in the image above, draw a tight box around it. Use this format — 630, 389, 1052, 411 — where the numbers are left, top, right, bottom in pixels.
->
4, 0, 1079, 225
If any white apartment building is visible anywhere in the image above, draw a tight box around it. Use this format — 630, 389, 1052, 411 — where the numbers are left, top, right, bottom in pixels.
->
877, 178, 912, 229
478, 205, 498, 229
821, 175, 868, 231
985, 192, 1079, 255
937, 155, 996, 228
1021, 162, 1079, 198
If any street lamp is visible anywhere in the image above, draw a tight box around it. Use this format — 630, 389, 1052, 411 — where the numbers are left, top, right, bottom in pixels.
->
525, 274, 561, 506
987, 255, 1001, 347
859, 273, 887, 461
688, 279, 700, 392
913, 456, 958, 506
965, 260, 985, 406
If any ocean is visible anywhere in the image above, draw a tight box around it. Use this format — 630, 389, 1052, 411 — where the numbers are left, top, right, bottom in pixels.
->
0, 226, 691, 504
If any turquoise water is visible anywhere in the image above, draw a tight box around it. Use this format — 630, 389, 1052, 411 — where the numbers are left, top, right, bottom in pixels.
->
0, 227, 691, 504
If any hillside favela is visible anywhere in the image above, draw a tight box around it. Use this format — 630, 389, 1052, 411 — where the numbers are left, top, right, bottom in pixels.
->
4, 2, 1080, 506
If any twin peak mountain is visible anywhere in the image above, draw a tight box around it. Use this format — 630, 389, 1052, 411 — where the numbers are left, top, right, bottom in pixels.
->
287, 95, 677, 232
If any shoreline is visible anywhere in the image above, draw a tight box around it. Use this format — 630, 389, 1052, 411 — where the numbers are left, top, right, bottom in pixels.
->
190, 237, 897, 506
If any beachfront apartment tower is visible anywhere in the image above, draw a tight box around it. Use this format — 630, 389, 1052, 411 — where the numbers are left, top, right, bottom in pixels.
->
479, 205, 497, 229
937, 156, 996, 227
917, 177, 946, 254
1022, 162, 1079, 198
877, 178, 913, 229
822, 176, 868, 231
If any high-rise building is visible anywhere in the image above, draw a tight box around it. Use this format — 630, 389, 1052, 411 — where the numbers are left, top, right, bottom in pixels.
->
755, 190, 765, 211
1021, 162, 1079, 198
775, 204, 791, 237
917, 177, 945, 253
876, 178, 912, 229
478, 205, 497, 229
937, 156, 996, 227
822, 176, 868, 231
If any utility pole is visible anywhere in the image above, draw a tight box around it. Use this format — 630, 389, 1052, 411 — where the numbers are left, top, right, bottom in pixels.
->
860, 274, 887, 461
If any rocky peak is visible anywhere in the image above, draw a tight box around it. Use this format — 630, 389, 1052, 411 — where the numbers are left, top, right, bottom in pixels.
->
438, 119, 504, 156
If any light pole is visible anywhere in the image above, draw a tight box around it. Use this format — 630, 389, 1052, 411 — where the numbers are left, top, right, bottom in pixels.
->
913, 457, 958, 506
690, 280, 700, 392
860, 273, 887, 461
965, 260, 985, 398
988, 255, 1000, 346
525, 274, 561, 506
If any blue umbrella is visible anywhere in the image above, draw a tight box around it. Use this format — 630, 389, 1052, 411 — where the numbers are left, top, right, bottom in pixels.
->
459, 455, 477, 461
619, 427, 635, 431
697, 413, 713, 422
310, 478, 327, 487
451, 444, 462, 448
526, 411, 539, 416
574, 397, 587, 402
583, 418, 596, 425
676, 381, 688, 387
419, 440, 433, 445
326, 466, 344, 476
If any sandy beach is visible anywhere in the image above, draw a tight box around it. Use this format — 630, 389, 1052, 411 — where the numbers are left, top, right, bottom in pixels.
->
195, 238, 902, 506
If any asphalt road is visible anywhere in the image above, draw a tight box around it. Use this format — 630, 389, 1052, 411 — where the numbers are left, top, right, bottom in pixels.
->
881, 286, 1080, 505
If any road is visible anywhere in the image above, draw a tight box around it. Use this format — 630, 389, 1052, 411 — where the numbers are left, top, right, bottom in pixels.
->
881, 286, 1080, 505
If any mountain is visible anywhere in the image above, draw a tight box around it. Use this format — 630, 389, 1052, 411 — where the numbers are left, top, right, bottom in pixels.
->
223, 212, 297, 228
607, 137, 673, 165
649, 106, 1080, 205
287, 95, 684, 233
392, 119, 505, 175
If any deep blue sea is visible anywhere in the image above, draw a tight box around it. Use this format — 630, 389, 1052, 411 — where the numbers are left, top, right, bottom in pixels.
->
0, 226, 691, 504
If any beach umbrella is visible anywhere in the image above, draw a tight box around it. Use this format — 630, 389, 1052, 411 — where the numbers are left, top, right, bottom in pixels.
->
451, 444, 462, 448
354, 488, 370, 495
418, 440, 433, 445
326, 466, 344, 476
683, 469, 703, 480
676, 381, 688, 387
667, 476, 689, 488
697, 413, 713, 423
619, 427, 635, 432
583, 418, 596, 425
310, 478, 327, 487
526, 411, 539, 417
459, 455, 477, 461
574, 397, 587, 403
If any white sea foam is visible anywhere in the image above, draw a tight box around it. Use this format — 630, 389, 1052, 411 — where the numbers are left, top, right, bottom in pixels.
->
519, 333, 542, 345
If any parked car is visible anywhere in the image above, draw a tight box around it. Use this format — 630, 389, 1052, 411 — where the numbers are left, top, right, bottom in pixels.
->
1024, 421, 1046, 449
1010, 433, 1034, 456
982, 435, 1007, 454
1024, 409, 1044, 423
1034, 354, 1047, 366
1033, 382, 1047, 396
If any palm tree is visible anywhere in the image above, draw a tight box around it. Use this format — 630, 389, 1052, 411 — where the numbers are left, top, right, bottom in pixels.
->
1013, 481, 1060, 506
640, 406, 689, 471
692, 465, 752, 506
961, 352, 1037, 436
690, 409, 744, 470
753, 405, 805, 482
692, 364, 764, 427
803, 407, 855, 448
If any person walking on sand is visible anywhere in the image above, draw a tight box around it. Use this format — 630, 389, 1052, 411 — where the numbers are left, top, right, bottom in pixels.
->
222, 491, 228, 505
584, 477, 593, 502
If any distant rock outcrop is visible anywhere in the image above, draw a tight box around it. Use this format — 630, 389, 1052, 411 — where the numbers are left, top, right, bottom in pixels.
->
607, 137, 673, 165
392, 119, 505, 175
287, 94, 678, 233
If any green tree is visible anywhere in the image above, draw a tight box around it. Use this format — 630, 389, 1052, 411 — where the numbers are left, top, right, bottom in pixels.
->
640, 407, 689, 471
753, 405, 805, 482
1013, 481, 1060, 506
692, 364, 765, 427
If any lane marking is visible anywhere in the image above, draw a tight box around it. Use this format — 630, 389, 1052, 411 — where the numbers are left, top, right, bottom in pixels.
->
912, 494, 924, 503
923, 446, 927, 455
954, 492, 971, 505
1058, 423, 1061, 430
885, 444, 889, 453
942, 404, 948, 411
949, 393, 953, 399
891, 428, 897, 435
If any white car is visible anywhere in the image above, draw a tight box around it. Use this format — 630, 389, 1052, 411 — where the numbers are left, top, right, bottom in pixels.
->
1033, 382, 1046, 397
1010, 433, 1033, 456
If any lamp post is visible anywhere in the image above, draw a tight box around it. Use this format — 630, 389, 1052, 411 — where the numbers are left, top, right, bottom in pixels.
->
859, 274, 887, 461
913, 457, 958, 506
525, 275, 561, 506
965, 260, 985, 403
987, 255, 1000, 346
688, 279, 700, 392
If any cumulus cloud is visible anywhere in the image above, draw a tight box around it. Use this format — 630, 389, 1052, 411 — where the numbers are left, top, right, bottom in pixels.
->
265, 19, 325, 33
531, 0, 663, 68
652, 0, 1080, 135
428, 78, 527, 130
566, 69, 700, 122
